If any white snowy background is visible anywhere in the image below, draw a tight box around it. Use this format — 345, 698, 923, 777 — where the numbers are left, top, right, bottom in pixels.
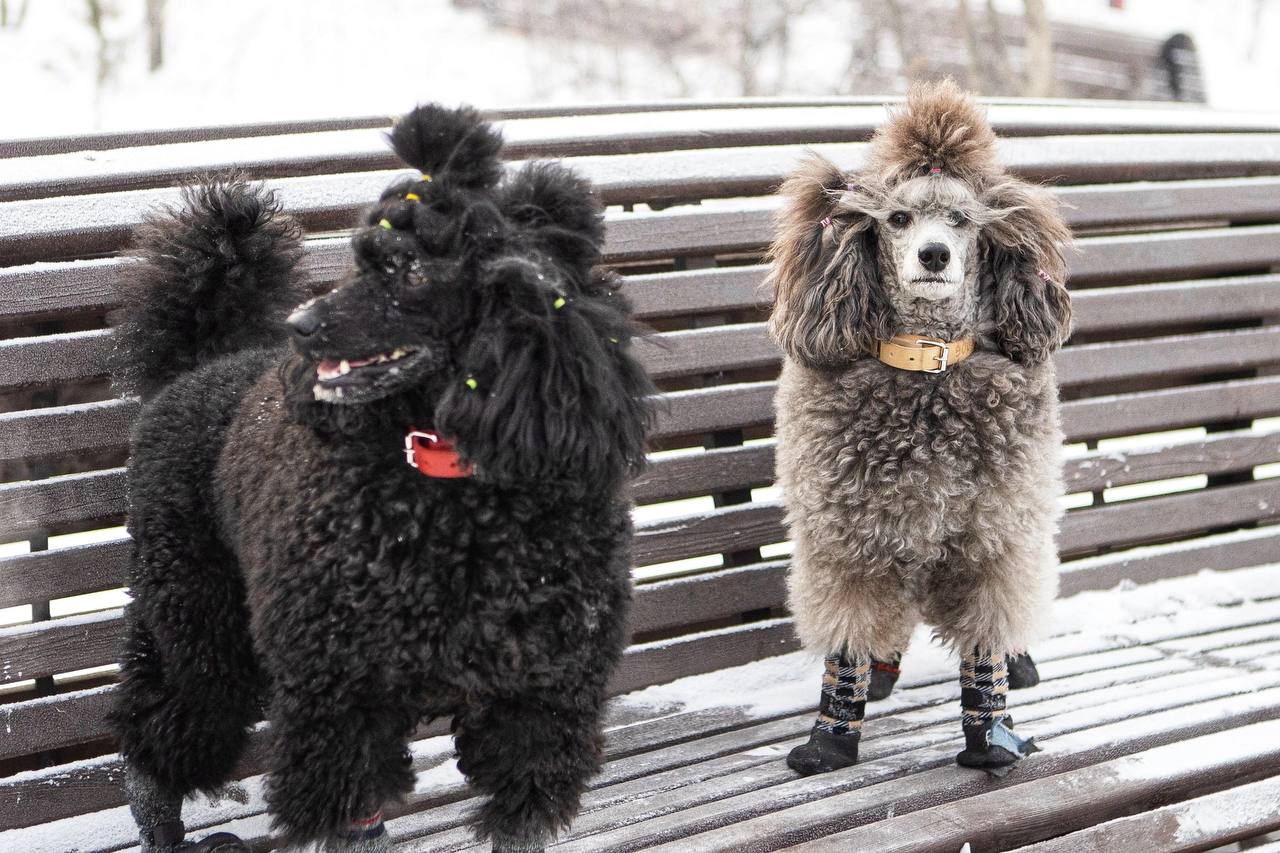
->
2, 0, 1280, 137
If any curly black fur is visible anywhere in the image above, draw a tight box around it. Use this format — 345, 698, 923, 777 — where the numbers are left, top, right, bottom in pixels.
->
110, 177, 305, 399
389, 103, 505, 190
111, 105, 653, 850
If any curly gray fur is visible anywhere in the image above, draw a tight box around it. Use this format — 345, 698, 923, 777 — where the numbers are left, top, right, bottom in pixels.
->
768, 81, 1073, 659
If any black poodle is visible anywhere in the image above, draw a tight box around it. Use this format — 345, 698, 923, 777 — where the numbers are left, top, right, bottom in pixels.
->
108, 105, 652, 852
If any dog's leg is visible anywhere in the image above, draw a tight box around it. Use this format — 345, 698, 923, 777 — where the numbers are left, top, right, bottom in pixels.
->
868, 650, 905, 701
786, 651, 870, 775
261, 680, 416, 851
956, 647, 1039, 774
1006, 651, 1041, 689
113, 534, 260, 852
454, 694, 605, 851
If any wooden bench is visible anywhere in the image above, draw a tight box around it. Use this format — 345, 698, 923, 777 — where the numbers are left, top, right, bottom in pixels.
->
3, 98, 1280, 850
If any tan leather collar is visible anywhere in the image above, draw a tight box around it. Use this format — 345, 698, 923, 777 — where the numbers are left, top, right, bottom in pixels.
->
875, 333, 975, 373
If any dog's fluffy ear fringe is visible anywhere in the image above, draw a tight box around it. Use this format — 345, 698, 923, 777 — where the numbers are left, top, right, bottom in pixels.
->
766, 154, 889, 366
389, 104, 504, 188
436, 264, 653, 487
500, 161, 606, 274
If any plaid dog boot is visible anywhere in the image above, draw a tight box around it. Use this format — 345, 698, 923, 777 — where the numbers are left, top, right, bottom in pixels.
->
787, 652, 869, 776
867, 652, 903, 701
956, 648, 1039, 775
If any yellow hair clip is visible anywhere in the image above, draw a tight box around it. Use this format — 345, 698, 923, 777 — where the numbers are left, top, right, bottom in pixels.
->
378, 219, 393, 230
404, 192, 420, 202
420, 173, 433, 183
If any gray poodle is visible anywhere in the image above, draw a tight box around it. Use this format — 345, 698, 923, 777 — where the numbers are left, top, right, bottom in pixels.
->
768, 81, 1072, 774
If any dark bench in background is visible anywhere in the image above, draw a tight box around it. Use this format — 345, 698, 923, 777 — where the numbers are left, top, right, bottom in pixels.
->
2, 98, 1280, 850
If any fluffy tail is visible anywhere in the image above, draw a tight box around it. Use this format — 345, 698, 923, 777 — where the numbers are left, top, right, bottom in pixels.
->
111, 177, 305, 399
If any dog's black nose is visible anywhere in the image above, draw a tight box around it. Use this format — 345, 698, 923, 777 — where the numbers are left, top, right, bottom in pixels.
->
286, 306, 321, 338
918, 242, 950, 273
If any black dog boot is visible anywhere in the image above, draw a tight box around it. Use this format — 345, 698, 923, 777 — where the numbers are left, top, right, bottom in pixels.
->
787, 652, 869, 776
1006, 651, 1041, 689
867, 652, 903, 701
127, 766, 250, 853
955, 648, 1038, 776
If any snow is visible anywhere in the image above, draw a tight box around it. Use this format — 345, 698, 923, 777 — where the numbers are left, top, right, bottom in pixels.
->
5, 0, 1280, 139
5, 560, 1280, 851
617, 561, 1280, 721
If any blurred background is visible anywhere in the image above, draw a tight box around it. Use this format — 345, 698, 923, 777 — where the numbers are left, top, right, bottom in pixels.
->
2, 0, 1278, 137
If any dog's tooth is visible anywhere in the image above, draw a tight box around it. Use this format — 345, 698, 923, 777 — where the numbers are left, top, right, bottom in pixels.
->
339, 359, 351, 375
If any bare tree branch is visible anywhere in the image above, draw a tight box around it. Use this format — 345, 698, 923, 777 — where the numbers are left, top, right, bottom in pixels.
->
1023, 0, 1054, 97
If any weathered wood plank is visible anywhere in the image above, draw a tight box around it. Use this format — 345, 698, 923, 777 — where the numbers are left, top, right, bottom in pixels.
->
393, 652, 1201, 850
9, 106, 1280, 202
628, 562, 787, 638
1060, 478, 1280, 556
1060, 375, 1280, 442
1063, 429, 1280, 493
9, 136, 1280, 264
0, 398, 138, 466
0, 609, 121, 684
0, 467, 125, 545
6, 195, 1280, 325
632, 444, 775, 506
787, 723, 1280, 853
0, 535, 129, 611
1009, 778, 1280, 852
1059, 526, 1280, 599
632, 501, 784, 567
553, 680, 1280, 851
13, 314, 1280, 397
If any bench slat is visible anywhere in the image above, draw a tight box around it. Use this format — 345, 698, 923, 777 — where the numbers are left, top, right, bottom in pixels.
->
9, 313, 1280, 398
786, 722, 1280, 853
6, 373, 1278, 472
8, 105, 1280, 202
556, 681, 1280, 851
0, 467, 125, 544
0, 535, 129, 611
8, 135, 1280, 264
1009, 775, 1280, 853
7, 181, 1280, 323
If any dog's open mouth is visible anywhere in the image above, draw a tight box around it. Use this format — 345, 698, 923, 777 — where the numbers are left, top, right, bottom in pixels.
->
312, 347, 427, 403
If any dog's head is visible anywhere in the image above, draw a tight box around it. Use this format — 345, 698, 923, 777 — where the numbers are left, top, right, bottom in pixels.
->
767, 80, 1073, 369
283, 104, 652, 484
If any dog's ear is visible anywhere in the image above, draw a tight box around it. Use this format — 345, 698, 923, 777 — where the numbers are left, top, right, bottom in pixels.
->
435, 260, 652, 485
980, 178, 1074, 366
767, 154, 890, 367
389, 104, 504, 190
500, 161, 605, 275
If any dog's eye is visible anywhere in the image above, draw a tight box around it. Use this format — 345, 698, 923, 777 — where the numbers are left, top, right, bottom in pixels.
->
888, 211, 911, 228
946, 209, 966, 226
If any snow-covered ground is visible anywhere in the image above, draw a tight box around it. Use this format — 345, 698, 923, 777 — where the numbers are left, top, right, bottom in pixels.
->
3, 559, 1278, 852
3, 0, 1280, 138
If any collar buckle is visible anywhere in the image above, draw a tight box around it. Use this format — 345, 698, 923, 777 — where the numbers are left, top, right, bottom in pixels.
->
405, 429, 441, 472
904, 336, 950, 373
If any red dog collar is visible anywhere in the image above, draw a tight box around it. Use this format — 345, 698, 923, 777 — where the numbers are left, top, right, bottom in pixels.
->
404, 429, 473, 478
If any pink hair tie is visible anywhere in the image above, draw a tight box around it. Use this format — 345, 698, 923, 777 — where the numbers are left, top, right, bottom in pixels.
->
820, 216, 833, 228
1036, 269, 1055, 284
929, 166, 943, 175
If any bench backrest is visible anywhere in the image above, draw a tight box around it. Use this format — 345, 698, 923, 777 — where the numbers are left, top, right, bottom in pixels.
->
2, 99, 1280, 830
